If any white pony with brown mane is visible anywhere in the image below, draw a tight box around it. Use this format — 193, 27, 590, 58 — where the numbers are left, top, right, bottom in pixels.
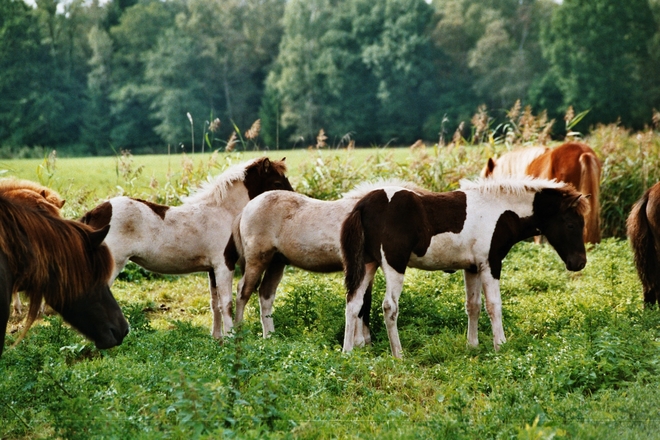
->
341, 177, 589, 358
81, 157, 292, 338
231, 180, 425, 344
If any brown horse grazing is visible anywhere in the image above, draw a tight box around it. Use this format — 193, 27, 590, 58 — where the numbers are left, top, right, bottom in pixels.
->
627, 182, 660, 307
0, 195, 129, 357
0, 178, 66, 315
482, 142, 601, 243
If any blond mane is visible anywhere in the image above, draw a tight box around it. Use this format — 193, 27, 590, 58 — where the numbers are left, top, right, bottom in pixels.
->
183, 157, 287, 205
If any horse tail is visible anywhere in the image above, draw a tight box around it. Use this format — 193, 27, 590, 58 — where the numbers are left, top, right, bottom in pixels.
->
627, 188, 660, 305
579, 152, 602, 243
341, 208, 366, 299
230, 214, 246, 273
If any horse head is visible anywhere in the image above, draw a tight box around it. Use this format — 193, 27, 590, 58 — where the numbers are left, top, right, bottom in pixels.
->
243, 157, 294, 199
49, 225, 129, 349
533, 187, 588, 271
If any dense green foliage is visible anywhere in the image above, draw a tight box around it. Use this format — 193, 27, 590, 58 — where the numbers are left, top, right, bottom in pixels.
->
2, 0, 660, 155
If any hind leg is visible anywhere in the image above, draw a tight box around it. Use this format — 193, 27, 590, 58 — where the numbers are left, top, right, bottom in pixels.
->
12, 291, 21, 316
353, 282, 373, 347
209, 267, 236, 338
235, 254, 272, 327
258, 259, 286, 337
344, 263, 377, 353
381, 260, 405, 359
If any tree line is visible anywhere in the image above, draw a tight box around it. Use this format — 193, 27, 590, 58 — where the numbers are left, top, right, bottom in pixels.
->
0, 0, 658, 156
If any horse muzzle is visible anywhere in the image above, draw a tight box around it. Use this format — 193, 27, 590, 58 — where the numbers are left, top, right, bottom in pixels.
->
565, 254, 587, 272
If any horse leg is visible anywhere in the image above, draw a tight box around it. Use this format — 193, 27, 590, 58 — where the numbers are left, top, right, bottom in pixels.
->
258, 259, 286, 337
381, 260, 405, 359
12, 291, 21, 315
354, 281, 373, 347
234, 259, 269, 327
343, 262, 377, 353
108, 256, 129, 286
481, 271, 505, 350
209, 268, 235, 338
0, 253, 11, 357
464, 270, 482, 348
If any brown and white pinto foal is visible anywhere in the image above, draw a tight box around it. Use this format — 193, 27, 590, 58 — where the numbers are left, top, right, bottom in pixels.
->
81, 157, 292, 338
341, 177, 589, 358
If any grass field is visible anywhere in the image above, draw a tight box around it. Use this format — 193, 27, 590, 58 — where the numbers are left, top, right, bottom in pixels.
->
1, 148, 660, 439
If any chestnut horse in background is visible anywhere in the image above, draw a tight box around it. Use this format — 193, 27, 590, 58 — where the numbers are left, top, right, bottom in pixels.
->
627, 182, 660, 307
482, 142, 601, 243
0, 178, 66, 315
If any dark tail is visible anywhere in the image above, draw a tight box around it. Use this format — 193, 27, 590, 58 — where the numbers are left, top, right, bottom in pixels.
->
627, 189, 659, 305
341, 209, 366, 299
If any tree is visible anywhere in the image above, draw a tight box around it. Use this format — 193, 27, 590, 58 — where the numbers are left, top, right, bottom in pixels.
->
539, 0, 656, 128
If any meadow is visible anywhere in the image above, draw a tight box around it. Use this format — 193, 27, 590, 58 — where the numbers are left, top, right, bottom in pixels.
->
1, 127, 660, 439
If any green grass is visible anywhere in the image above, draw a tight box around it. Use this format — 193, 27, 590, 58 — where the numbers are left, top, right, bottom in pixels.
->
1, 149, 660, 438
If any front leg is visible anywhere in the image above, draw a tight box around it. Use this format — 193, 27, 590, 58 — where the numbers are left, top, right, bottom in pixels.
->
480, 269, 505, 350
210, 267, 236, 338
463, 269, 482, 348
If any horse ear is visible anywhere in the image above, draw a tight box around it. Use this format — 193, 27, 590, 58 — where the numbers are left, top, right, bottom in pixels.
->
89, 224, 110, 248
262, 157, 271, 172
281, 157, 286, 162
487, 158, 495, 174
567, 194, 586, 209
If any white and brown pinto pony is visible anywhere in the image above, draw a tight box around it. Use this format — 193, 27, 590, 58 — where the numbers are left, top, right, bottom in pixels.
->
627, 182, 660, 307
231, 180, 423, 344
81, 157, 292, 338
341, 177, 589, 358
482, 142, 601, 243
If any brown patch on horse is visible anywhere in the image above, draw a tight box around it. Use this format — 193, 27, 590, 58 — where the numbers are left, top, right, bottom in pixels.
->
0, 195, 114, 339
134, 198, 169, 220
242, 157, 293, 199
81, 201, 113, 228
627, 182, 660, 306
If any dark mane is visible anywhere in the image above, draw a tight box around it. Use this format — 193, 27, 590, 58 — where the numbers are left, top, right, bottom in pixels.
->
0, 195, 114, 323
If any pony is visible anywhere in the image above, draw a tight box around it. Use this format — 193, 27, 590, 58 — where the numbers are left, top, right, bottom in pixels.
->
0, 177, 66, 216
230, 180, 423, 344
340, 177, 589, 358
0, 195, 128, 357
482, 142, 601, 243
626, 182, 660, 307
81, 157, 292, 338
0, 178, 66, 316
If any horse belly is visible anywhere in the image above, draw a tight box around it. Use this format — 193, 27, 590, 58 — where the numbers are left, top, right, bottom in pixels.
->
407, 234, 474, 271
281, 239, 343, 273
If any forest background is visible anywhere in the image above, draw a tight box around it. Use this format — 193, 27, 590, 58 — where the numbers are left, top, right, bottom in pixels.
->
1, 0, 659, 157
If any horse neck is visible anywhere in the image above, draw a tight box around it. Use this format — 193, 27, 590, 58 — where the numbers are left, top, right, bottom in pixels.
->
196, 180, 251, 215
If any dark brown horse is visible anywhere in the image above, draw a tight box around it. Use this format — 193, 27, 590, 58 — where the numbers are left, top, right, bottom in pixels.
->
1, 195, 129, 357
627, 182, 660, 307
483, 142, 601, 243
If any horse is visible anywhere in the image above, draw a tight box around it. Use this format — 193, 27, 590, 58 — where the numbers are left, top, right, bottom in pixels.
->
81, 157, 292, 339
0, 178, 66, 316
627, 182, 660, 307
230, 180, 424, 344
340, 177, 589, 358
0, 177, 66, 216
0, 195, 128, 357
482, 142, 601, 243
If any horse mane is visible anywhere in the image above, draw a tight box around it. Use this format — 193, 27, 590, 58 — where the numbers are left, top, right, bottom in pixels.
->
461, 176, 590, 216
0, 196, 113, 323
183, 157, 288, 205
342, 179, 429, 199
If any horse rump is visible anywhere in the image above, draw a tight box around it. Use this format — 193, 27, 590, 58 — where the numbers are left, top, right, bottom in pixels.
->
627, 184, 660, 306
